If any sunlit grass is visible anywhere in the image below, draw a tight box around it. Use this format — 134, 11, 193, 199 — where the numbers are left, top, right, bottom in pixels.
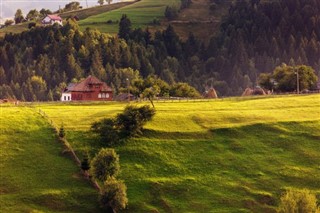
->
36, 94, 320, 212
79, 0, 180, 34
0, 106, 100, 212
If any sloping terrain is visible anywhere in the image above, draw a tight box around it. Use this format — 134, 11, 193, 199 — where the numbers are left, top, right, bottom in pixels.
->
79, 0, 180, 34
0, 106, 100, 212
38, 94, 320, 212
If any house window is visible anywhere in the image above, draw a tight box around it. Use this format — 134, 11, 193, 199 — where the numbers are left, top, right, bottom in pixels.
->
64, 96, 66, 101
102, 93, 106, 98
98, 93, 102, 98
106, 93, 109, 98
68, 96, 70, 101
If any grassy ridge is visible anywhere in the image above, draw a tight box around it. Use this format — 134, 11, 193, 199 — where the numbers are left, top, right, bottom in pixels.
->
0, 106, 100, 212
79, 0, 180, 34
38, 94, 320, 212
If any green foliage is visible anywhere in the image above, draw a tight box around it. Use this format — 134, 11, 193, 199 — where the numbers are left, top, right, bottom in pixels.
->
28, 22, 36, 29
259, 64, 318, 92
4, 19, 14, 26
170, 82, 201, 98
100, 177, 128, 212
91, 105, 155, 145
63, 1, 81, 12
118, 14, 132, 41
1, 0, 320, 100
26, 9, 40, 21
165, 6, 179, 20
258, 73, 273, 90
116, 105, 156, 137
58, 124, 65, 138
14, 9, 24, 24
98, 0, 104, 6
90, 148, 120, 181
39, 8, 52, 18
81, 154, 91, 172
91, 118, 119, 146
0, 107, 99, 212
38, 95, 320, 212
278, 188, 319, 213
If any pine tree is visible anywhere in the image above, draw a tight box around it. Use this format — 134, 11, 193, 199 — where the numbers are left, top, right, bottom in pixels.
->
59, 123, 66, 138
118, 14, 132, 41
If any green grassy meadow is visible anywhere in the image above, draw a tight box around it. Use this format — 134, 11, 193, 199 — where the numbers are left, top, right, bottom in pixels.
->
79, 0, 180, 34
32, 94, 320, 212
0, 106, 101, 212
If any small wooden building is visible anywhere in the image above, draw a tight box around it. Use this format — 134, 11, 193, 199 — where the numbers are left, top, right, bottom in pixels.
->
42, 14, 63, 26
61, 76, 113, 101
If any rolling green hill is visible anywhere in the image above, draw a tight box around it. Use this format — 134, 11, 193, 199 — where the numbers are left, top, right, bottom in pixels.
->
79, 0, 180, 34
0, 106, 101, 212
28, 94, 320, 212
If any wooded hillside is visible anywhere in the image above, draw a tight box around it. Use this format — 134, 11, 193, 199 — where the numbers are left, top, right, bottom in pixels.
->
0, 0, 319, 100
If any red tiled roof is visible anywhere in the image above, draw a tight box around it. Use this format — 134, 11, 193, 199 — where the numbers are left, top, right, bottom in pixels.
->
47, 14, 62, 21
69, 76, 112, 92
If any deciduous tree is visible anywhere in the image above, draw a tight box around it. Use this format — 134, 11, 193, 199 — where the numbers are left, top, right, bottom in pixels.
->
90, 148, 120, 181
100, 177, 128, 213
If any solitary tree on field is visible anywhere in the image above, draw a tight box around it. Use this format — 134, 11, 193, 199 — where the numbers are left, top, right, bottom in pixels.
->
14, 9, 24, 24
100, 177, 128, 213
118, 14, 131, 41
90, 148, 120, 181
98, 0, 104, 6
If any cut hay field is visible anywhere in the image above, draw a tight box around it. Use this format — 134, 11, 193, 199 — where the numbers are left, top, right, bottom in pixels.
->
0, 107, 101, 212
79, 0, 180, 34
32, 94, 320, 212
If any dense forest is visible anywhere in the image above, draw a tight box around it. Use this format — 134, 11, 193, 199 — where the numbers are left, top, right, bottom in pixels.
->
0, 0, 319, 101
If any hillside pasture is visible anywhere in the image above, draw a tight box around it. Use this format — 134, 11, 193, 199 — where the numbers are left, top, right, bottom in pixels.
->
79, 0, 180, 34
37, 94, 320, 212
0, 106, 100, 212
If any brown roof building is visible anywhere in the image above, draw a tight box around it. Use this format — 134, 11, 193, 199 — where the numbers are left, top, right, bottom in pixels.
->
42, 14, 63, 26
61, 76, 113, 101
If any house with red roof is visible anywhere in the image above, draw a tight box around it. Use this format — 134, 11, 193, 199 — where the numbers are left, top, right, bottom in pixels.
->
42, 14, 63, 26
61, 76, 113, 101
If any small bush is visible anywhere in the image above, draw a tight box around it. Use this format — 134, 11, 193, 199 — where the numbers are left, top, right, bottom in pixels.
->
90, 148, 120, 182
58, 124, 65, 138
28, 22, 36, 29
91, 118, 119, 146
81, 154, 90, 172
116, 105, 156, 138
278, 188, 319, 213
106, 19, 113, 24
91, 105, 155, 145
165, 6, 179, 20
100, 177, 128, 212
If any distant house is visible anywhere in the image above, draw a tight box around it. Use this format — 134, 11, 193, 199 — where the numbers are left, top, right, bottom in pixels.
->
41, 14, 63, 26
61, 76, 113, 101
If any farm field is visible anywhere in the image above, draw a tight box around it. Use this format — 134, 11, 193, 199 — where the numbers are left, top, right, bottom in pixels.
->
0, 106, 101, 212
79, 0, 180, 34
33, 94, 320, 212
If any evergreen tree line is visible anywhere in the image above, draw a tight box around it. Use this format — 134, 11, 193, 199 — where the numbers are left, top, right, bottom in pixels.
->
205, 0, 320, 94
0, 0, 319, 101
